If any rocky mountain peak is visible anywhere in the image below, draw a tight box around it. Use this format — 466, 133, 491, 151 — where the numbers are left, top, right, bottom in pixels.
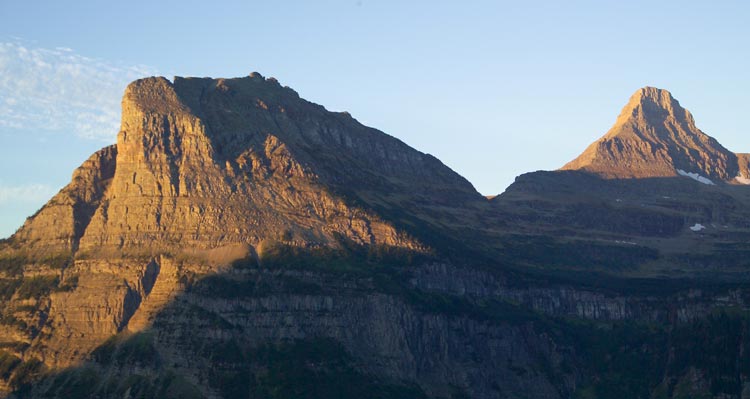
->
561, 86, 740, 181
611, 86, 694, 132
626, 86, 682, 111
9, 74, 482, 259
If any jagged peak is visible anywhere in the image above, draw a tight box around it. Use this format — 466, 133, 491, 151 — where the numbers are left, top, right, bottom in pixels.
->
611, 86, 695, 132
630, 86, 676, 106
562, 87, 737, 180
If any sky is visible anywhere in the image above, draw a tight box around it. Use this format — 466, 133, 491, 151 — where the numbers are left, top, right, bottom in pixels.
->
0, 0, 748, 238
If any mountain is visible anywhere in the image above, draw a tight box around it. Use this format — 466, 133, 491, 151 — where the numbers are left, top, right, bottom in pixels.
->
0, 79, 749, 399
561, 87, 747, 183
13, 74, 483, 258
492, 87, 750, 280
1, 72, 492, 371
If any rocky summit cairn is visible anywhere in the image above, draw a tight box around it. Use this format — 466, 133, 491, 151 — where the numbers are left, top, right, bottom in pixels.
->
561, 87, 744, 182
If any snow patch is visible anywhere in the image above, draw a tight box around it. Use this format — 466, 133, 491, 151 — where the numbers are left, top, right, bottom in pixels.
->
676, 169, 715, 185
689, 223, 706, 232
735, 175, 750, 185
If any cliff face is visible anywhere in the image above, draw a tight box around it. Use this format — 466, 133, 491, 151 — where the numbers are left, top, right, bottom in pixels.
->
737, 153, 750, 181
11, 145, 116, 255
76, 75, 450, 254
1, 79, 750, 399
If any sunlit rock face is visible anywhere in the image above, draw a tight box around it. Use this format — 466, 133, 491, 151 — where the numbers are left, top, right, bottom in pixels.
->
11, 145, 116, 254
561, 87, 743, 181
20, 74, 483, 257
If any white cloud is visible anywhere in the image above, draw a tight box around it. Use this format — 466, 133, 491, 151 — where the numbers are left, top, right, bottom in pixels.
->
0, 41, 158, 141
0, 183, 57, 204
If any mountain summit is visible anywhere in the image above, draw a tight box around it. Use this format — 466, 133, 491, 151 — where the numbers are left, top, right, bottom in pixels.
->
561, 87, 747, 183
12, 74, 482, 257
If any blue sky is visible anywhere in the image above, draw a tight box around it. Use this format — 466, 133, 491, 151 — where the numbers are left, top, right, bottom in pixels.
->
0, 0, 748, 237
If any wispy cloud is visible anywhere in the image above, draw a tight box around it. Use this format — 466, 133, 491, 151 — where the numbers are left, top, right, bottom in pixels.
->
0, 183, 57, 204
0, 41, 158, 141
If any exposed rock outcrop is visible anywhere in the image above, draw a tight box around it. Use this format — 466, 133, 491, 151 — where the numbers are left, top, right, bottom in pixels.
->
11, 145, 116, 255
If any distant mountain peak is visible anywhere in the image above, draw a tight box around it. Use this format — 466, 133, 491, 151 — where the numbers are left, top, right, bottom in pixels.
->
628, 86, 680, 110
611, 86, 694, 133
562, 87, 741, 181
